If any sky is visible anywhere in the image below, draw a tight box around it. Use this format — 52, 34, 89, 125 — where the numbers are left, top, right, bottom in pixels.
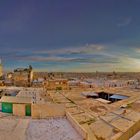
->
0, 0, 140, 72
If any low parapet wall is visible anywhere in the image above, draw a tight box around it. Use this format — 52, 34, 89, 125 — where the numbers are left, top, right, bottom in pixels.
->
32, 103, 65, 119
117, 119, 140, 140
66, 112, 88, 140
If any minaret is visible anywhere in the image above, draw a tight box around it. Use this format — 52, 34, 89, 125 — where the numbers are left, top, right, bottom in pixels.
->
0, 59, 3, 77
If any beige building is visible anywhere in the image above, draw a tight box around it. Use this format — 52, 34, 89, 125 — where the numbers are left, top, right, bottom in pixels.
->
44, 79, 69, 90
13, 65, 33, 87
0, 59, 3, 77
0, 96, 32, 116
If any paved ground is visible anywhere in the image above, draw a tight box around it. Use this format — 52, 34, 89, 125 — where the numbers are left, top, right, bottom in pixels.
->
0, 112, 83, 140
0, 116, 29, 140
26, 118, 83, 140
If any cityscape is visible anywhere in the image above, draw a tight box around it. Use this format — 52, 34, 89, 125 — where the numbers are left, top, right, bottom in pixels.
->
0, 0, 140, 140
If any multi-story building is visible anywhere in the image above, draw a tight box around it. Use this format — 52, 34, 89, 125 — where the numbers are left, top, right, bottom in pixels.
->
13, 65, 33, 87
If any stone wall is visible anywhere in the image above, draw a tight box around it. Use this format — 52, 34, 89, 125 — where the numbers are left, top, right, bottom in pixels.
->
66, 112, 88, 140
31, 103, 65, 119
13, 104, 25, 116
117, 119, 140, 140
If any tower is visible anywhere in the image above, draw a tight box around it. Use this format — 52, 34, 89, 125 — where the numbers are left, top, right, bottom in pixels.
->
0, 59, 3, 77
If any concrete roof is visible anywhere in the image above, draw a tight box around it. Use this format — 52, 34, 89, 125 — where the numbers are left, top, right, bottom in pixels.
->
90, 119, 122, 139
0, 96, 32, 104
81, 92, 98, 97
95, 98, 111, 104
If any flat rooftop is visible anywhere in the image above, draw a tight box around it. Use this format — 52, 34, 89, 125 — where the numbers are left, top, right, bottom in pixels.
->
46, 87, 140, 140
27, 118, 83, 140
0, 112, 83, 140
0, 96, 32, 104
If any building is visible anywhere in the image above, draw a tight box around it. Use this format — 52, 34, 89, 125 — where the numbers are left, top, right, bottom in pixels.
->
0, 59, 3, 78
0, 96, 32, 116
13, 65, 33, 87
32, 78, 44, 87
4, 72, 13, 86
44, 79, 69, 90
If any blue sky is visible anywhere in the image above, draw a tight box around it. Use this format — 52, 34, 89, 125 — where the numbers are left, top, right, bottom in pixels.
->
1, 0, 140, 72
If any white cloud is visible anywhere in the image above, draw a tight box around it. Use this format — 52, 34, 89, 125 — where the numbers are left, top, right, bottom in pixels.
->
134, 48, 140, 53
22, 56, 77, 62
34, 44, 105, 55
117, 17, 132, 27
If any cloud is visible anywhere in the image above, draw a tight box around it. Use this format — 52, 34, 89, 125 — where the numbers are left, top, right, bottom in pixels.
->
134, 47, 140, 53
34, 44, 105, 55
2, 43, 140, 72
0, 43, 121, 66
117, 17, 132, 27
0, 44, 106, 63
22, 56, 77, 62
14, 52, 120, 65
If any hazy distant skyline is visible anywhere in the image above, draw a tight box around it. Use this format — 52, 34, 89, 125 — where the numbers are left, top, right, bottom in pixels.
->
1, 0, 140, 72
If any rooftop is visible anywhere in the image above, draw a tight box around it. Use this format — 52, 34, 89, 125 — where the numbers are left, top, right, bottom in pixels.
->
0, 96, 32, 104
